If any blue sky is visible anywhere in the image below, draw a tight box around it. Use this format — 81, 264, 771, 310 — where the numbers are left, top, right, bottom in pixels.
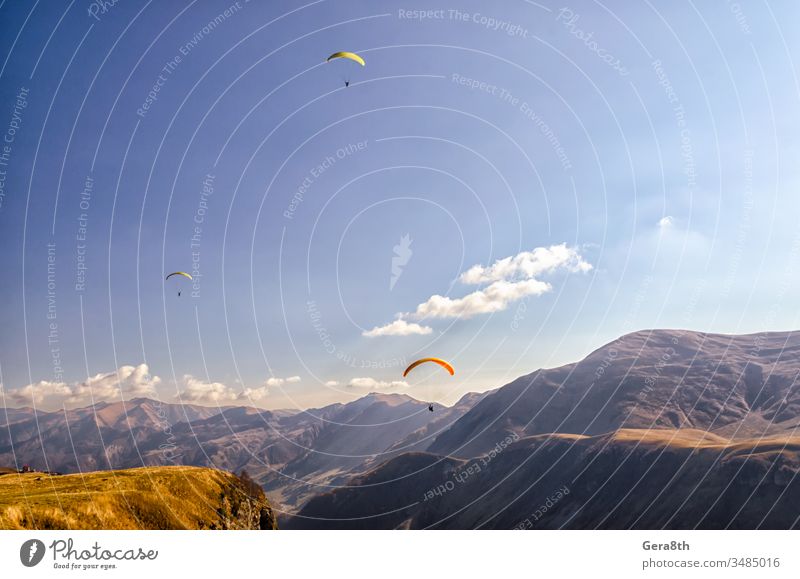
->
1, 0, 799, 411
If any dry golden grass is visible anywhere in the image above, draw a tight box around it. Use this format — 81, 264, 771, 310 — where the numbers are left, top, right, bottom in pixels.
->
518, 428, 800, 451
0, 466, 276, 530
609, 428, 800, 450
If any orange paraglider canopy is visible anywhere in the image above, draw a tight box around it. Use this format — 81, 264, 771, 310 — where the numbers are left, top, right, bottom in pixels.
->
403, 357, 455, 378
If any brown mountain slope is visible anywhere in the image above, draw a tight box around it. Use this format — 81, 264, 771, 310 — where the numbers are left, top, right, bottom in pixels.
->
0, 407, 52, 427
0, 466, 276, 530
287, 429, 800, 530
429, 329, 800, 458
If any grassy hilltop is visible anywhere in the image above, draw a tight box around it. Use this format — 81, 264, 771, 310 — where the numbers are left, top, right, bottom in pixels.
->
0, 466, 277, 530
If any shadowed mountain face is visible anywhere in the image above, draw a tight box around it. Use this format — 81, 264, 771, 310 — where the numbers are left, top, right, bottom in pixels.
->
258, 392, 486, 510
288, 430, 800, 529
429, 330, 800, 458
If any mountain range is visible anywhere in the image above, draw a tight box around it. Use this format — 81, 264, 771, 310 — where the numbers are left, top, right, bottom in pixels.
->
0, 389, 485, 516
4, 329, 800, 528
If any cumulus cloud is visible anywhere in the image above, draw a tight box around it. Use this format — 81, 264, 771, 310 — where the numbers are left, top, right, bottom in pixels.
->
178, 375, 270, 404
410, 278, 551, 320
347, 377, 409, 390
324, 380, 340, 387
365, 244, 591, 334
7, 364, 160, 406
459, 243, 591, 285
9, 380, 72, 406
363, 319, 433, 337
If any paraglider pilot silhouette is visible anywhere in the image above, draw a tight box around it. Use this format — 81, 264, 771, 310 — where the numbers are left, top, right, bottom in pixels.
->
166, 271, 192, 297
402, 358, 455, 414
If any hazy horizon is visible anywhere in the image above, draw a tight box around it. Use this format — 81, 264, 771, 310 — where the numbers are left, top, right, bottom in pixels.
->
4, 325, 799, 412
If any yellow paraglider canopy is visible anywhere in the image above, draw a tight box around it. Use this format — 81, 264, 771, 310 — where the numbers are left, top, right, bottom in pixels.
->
165, 271, 193, 281
403, 358, 455, 378
327, 51, 365, 66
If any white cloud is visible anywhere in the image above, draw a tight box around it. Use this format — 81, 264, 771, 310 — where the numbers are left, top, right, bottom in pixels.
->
264, 375, 301, 387
324, 380, 340, 387
460, 243, 591, 284
178, 375, 269, 404
82, 364, 161, 399
8, 364, 160, 406
9, 380, 72, 405
240, 386, 270, 400
365, 244, 591, 334
410, 278, 551, 320
363, 319, 433, 337
347, 377, 409, 390
658, 216, 675, 229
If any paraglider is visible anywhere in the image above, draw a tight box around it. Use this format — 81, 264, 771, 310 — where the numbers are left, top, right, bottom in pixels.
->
327, 51, 365, 66
403, 357, 455, 377
165, 271, 192, 297
326, 51, 365, 87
